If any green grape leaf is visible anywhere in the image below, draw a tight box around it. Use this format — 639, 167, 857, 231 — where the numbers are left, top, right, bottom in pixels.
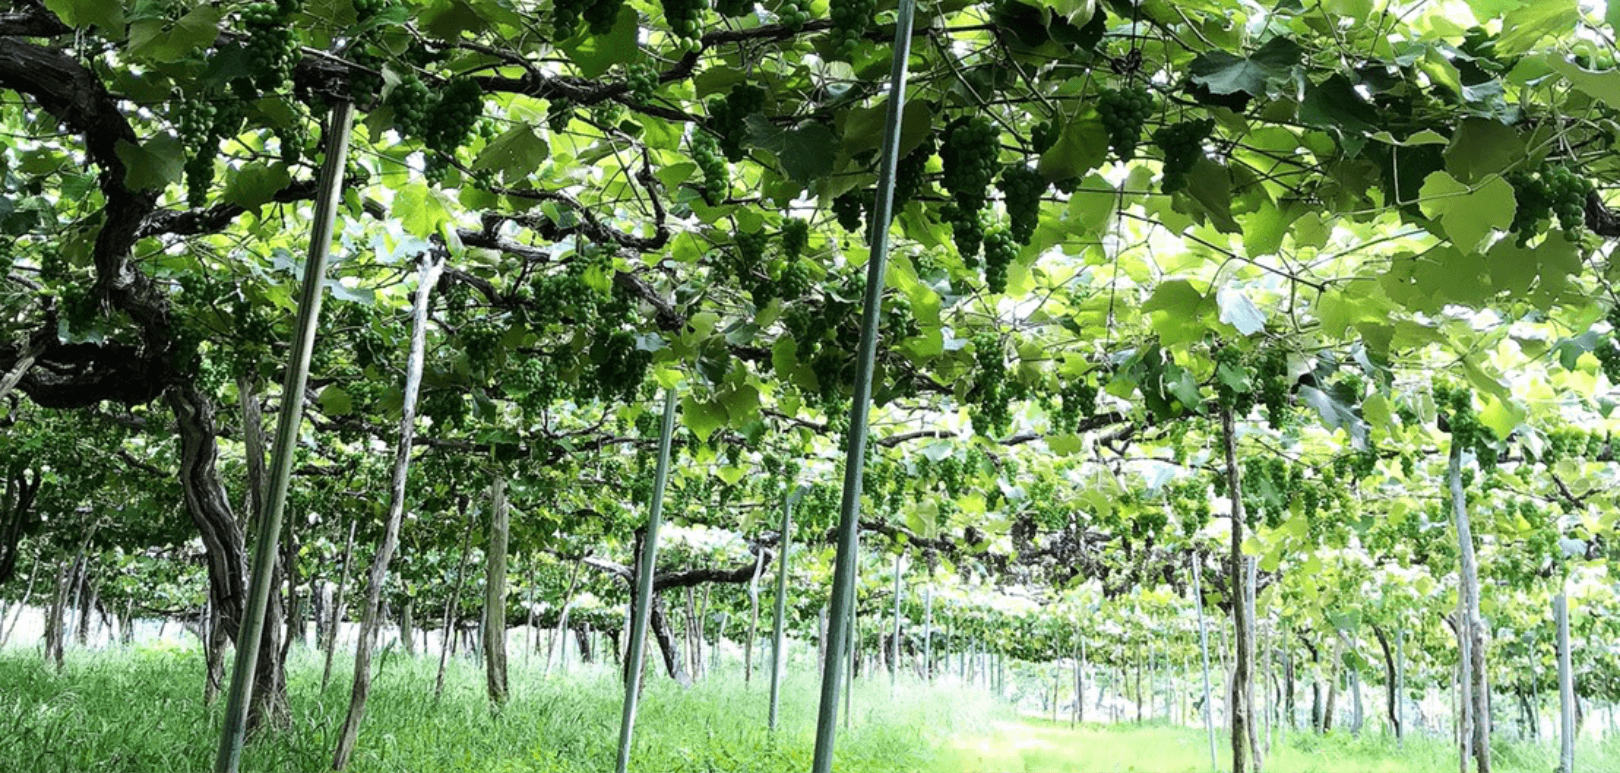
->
114, 136, 185, 191
1187, 37, 1302, 97
745, 115, 838, 185
43, 0, 124, 32
319, 385, 354, 416
222, 163, 293, 210
1036, 114, 1108, 183
473, 126, 549, 182
126, 6, 222, 62
556, 6, 637, 78
1300, 74, 1379, 138
1417, 171, 1515, 252
680, 393, 729, 442
1493, 1, 1580, 56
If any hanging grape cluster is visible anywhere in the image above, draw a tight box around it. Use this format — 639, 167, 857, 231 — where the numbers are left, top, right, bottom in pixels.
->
827, 0, 873, 60
1254, 347, 1289, 426
584, 329, 653, 403
659, 0, 706, 49
388, 72, 434, 137
971, 332, 1010, 436
940, 117, 999, 260
708, 84, 767, 162
1096, 85, 1153, 160
832, 190, 867, 233
1433, 381, 1498, 470
981, 227, 1017, 294
777, 0, 812, 31
624, 62, 660, 103
691, 130, 728, 205
1151, 118, 1213, 193
997, 163, 1045, 245
241, 1, 302, 94
1505, 163, 1594, 245
1050, 379, 1098, 433
424, 78, 484, 154
775, 218, 813, 301
1593, 306, 1620, 385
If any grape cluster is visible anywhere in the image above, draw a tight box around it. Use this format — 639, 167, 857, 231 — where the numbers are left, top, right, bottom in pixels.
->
551, 0, 589, 39
1151, 118, 1213, 193
774, 257, 813, 301
970, 332, 1010, 436
1212, 344, 1255, 416
827, 0, 873, 60
941, 117, 998, 258
174, 96, 220, 206
892, 138, 935, 215
659, 0, 706, 44
388, 73, 434, 138
781, 217, 810, 259
1506, 163, 1594, 245
624, 63, 660, 103
1051, 378, 1097, 432
981, 226, 1016, 294
832, 191, 866, 233
274, 113, 308, 166
241, 2, 301, 94
1255, 347, 1289, 426
997, 163, 1045, 245
586, 329, 652, 403
460, 318, 506, 372
1597, 306, 1620, 383
424, 77, 483, 153
1434, 380, 1498, 470
691, 131, 728, 205
776, 0, 812, 31
1096, 85, 1153, 161
547, 99, 574, 134
584, 0, 625, 35
708, 84, 767, 161
353, 0, 394, 20
346, 47, 385, 106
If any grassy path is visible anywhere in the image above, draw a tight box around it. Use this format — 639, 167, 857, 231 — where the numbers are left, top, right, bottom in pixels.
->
932, 719, 1585, 773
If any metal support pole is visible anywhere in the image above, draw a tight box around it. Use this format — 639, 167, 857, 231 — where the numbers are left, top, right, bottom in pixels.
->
212, 101, 355, 773
614, 388, 679, 773
808, 1, 916, 766
890, 552, 903, 691
1557, 591, 1575, 773
1193, 554, 1218, 773
769, 486, 806, 731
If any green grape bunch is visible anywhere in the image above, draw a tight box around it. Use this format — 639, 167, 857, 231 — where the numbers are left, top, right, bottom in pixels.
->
827, 0, 873, 60
690, 130, 728, 205
1151, 118, 1214, 193
708, 84, 767, 162
981, 226, 1017, 294
387, 72, 435, 138
776, 0, 812, 31
1096, 85, 1154, 160
624, 62, 660, 103
1598, 305, 1620, 383
997, 163, 1045, 245
240, 2, 301, 94
423, 77, 484, 154
1505, 163, 1594, 245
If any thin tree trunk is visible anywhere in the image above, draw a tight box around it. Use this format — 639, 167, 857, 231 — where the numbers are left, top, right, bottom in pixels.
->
0, 548, 41, 648
43, 555, 71, 670
321, 518, 358, 691
434, 498, 476, 701
483, 476, 511, 706
0, 338, 42, 405
548, 560, 583, 676
329, 253, 441, 767
1221, 406, 1251, 773
745, 547, 765, 683
1449, 442, 1490, 773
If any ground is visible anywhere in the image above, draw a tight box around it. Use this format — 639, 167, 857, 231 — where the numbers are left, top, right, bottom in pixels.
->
0, 644, 1612, 772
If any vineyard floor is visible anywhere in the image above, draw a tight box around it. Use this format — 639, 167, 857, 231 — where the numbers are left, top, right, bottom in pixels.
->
937, 718, 1620, 773
4, 644, 1618, 773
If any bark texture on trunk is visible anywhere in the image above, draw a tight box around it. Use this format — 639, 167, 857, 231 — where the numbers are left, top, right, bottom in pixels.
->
484, 476, 511, 706
330, 253, 442, 769
1221, 406, 1251, 773
1448, 442, 1491, 773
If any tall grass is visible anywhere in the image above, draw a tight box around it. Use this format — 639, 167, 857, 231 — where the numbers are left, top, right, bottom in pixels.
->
0, 642, 997, 772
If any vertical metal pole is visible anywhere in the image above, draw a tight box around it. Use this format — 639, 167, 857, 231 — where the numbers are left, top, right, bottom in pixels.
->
922, 585, 933, 682
769, 487, 804, 732
809, 0, 916, 768
1397, 627, 1405, 748
1557, 591, 1575, 773
1193, 555, 1218, 773
614, 388, 679, 773
212, 101, 355, 773
890, 552, 903, 692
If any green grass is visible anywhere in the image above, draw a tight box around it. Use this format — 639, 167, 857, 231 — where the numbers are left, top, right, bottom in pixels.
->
934, 717, 1620, 773
0, 641, 996, 772
6, 643, 1618, 773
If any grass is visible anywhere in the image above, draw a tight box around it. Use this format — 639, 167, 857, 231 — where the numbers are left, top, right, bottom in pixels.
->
5, 642, 1618, 773
937, 717, 1620, 773
0, 641, 996, 772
